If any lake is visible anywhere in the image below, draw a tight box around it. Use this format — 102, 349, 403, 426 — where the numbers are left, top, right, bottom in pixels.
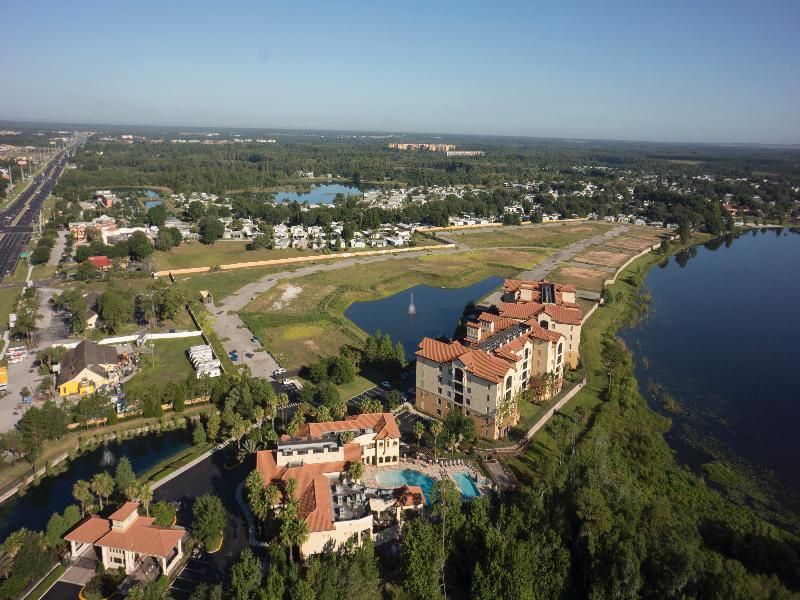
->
274, 183, 363, 205
345, 276, 503, 358
620, 228, 800, 518
0, 428, 191, 540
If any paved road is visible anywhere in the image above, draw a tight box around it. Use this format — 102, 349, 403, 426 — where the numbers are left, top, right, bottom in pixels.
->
479, 224, 629, 305
41, 581, 82, 600
0, 148, 72, 282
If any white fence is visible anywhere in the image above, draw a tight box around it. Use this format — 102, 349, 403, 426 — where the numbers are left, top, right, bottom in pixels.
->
53, 330, 203, 349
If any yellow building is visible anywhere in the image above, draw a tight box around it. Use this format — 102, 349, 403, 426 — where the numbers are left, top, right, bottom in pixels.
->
56, 340, 120, 397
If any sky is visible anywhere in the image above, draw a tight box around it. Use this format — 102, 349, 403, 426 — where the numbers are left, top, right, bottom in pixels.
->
2, 0, 799, 144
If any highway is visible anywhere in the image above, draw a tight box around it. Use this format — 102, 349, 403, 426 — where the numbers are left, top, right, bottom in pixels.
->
0, 144, 74, 282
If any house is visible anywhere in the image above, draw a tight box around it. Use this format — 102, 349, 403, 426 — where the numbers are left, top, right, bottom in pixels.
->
84, 291, 100, 330
94, 191, 121, 207
254, 413, 411, 557
64, 501, 185, 575
87, 256, 112, 270
57, 340, 120, 397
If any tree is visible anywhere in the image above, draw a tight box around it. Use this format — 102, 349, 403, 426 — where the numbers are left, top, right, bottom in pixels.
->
199, 217, 224, 244
127, 230, 154, 261
429, 420, 443, 460
98, 287, 134, 333
91, 472, 114, 511
114, 456, 137, 498
73, 479, 93, 516
346, 460, 364, 482
146, 204, 168, 227
139, 483, 154, 517
400, 518, 444, 600
229, 548, 262, 600
151, 501, 177, 528
193, 422, 208, 446
192, 494, 226, 550
206, 411, 221, 442
279, 501, 309, 565
413, 421, 425, 447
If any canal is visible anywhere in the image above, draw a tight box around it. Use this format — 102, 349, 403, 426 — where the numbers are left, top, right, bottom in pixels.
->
0, 429, 191, 540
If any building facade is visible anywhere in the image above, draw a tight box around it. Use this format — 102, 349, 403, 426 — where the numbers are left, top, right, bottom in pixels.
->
254, 413, 418, 557
415, 279, 582, 440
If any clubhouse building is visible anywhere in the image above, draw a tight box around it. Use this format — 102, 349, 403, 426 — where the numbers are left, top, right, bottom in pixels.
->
254, 413, 424, 557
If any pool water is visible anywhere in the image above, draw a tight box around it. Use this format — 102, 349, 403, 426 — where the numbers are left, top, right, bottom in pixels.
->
375, 468, 481, 501
376, 469, 435, 502
452, 472, 481, 498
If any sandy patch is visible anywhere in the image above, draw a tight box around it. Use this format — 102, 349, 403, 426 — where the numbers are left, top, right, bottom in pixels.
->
271, 283, 303, 310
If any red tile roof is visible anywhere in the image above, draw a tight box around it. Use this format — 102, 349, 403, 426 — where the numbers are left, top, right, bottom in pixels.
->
543, 304, 582, 325
300, 413, 400, 441
456, 349, 512, 383
416, 338, 467, 363
526, 322, 563, 343
108, 501, 138, 522
87, 256, 111, 268
65, 513, 184, 558
498, 302, 543, 320
498, 301, 582, 325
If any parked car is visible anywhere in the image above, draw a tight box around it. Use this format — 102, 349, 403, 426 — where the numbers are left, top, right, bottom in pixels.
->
380, 380, 391, 390
273, 367, 287, 377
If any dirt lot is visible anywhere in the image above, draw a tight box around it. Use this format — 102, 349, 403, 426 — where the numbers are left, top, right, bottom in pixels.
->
548, 264, 610, 292
573, 248, 633, 268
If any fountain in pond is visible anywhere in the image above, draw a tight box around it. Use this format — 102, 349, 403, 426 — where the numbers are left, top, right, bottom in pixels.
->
100, 448, 116, 467
407, 292, 417, 316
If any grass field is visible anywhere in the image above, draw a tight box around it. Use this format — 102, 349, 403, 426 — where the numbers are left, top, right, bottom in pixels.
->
153, 239, 404, 271
123, 336, 198, 397
240, 246, 549, 371
444, 221, 614, 249
173, 263, 313, 304
0, 286, 21, 325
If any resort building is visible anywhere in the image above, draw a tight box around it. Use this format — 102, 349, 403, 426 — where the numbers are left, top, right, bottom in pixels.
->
254, 413, 422, 557
415, 279, 581, 440
498, 279, 584, 367
64, 502, 185, 576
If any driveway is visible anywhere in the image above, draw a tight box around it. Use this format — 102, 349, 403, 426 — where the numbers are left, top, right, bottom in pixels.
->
41, 581, 82, 600
153, 448, 252, 579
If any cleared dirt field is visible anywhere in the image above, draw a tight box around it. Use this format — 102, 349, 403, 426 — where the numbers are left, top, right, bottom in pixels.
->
548, 264, 610, 292
447, 221, 614, 249
573, 248, 634, 268
604, 236, 659, 251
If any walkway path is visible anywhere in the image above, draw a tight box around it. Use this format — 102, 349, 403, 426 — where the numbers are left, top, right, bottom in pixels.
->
46, 230, 68, 266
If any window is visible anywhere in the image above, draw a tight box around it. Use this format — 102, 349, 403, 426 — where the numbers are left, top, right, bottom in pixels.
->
436, 409, 442, 415
505, 375, 513, 390
437, 387, 442, 394
467, 387, 471, 394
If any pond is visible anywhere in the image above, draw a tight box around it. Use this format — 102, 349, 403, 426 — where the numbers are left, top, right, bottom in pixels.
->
0, 428, 192, 540
620, 228, 800, 520
344, 276, 503, 358
274, 183, 363, 205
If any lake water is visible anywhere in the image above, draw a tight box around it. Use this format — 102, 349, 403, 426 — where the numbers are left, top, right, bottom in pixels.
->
344, 276, 503, 358
620, 228, 800, 518
274, 183, 363, 205
0, 428, 191, 540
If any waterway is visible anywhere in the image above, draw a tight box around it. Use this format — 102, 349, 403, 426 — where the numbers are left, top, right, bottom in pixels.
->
274, 183, 362, 205
620, 228, 800, 520
0, 428, 191, 540
344, 276, 503, 358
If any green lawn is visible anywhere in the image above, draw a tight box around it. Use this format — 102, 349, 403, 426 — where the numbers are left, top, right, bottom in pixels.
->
123, 337, 199, 397
26, 564, 66, 600
0, 286, 21, 325
173, 263, 312, 305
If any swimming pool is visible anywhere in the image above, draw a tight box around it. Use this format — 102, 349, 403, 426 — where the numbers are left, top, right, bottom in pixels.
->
376, 469, 436, 503
376, 469, 481, 501
452, 472, 481, 498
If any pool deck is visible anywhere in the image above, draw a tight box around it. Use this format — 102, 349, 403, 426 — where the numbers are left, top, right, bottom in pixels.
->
365, 458, 491, 498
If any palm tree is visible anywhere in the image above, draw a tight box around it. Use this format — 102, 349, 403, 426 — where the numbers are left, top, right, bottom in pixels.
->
125, 485, 140, 502
276, 393, 289, 426
139, 483, 153, 517
413, 421, 425, 447
73, 480, 93, 516
290, 516, 310, 563
231, 415, 249, 451
90, 472, 114, 511
279, 504, 298, 564
429, 421, 443, 460
238, 438, 260, 463
264, 484, 279, 514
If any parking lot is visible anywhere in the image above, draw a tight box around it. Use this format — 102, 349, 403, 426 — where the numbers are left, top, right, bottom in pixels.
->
169, 554, 216, 599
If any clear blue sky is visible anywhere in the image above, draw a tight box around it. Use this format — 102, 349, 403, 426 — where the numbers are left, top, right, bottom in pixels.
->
2, 0, 798, 143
